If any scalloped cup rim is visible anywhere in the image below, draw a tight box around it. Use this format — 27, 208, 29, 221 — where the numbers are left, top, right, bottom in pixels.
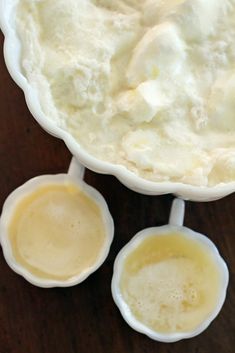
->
1, 0, 235, 201
0, 173, 114, 288
111, 225, 229, 342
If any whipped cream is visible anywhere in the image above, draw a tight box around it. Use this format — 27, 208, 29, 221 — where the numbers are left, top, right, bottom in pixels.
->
16, 0, 235, 186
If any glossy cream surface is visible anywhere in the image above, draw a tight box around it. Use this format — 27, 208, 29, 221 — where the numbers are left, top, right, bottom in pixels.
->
120, 233, 222, 333
8, 183, 106, 280
16, 0, 235, 186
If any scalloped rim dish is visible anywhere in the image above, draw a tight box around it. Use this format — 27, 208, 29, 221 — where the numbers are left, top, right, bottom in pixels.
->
1, 0, 235, 201
0, 172, 114, 288
111, 225, 229, 342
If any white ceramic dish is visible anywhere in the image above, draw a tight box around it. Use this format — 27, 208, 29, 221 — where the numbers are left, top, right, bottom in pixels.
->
111, 199, 229, 342
1, 0, 235, 201
0, 157, 114, 288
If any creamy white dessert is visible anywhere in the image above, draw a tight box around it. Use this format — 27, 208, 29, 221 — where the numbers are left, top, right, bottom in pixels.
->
16, 0, 235, 186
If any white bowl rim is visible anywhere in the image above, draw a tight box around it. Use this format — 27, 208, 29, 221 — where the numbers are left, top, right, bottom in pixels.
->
1, 0, 235, 201
0, 173, 114, 288
111, 225, 229, 342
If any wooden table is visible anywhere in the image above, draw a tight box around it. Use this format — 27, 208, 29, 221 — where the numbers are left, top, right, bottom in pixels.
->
0, 32, 234, 353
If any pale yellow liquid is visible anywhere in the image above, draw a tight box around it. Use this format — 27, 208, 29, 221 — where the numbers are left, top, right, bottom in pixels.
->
120, 233, 222, 333
8, 183, 106, 281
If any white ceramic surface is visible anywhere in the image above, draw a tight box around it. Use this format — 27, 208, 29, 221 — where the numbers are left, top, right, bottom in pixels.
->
1, 0, 235, 201
0, 157, 114, 288
111, 199, 229, 342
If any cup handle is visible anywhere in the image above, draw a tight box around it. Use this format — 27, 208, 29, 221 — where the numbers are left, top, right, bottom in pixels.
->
169, 198, 185, 227
68, 156, 85, 180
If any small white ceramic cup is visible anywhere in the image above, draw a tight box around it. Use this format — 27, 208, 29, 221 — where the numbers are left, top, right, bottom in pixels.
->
111, 199, 229, 342
0, 157, 114, 288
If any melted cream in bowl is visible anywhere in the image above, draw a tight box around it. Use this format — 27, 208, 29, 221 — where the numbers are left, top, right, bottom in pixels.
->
112, 228, 229, 341
8, 182, 108, 282
120, 232, 223, 334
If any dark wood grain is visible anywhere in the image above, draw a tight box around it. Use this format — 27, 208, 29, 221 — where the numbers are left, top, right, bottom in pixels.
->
0, 31, 234, 353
